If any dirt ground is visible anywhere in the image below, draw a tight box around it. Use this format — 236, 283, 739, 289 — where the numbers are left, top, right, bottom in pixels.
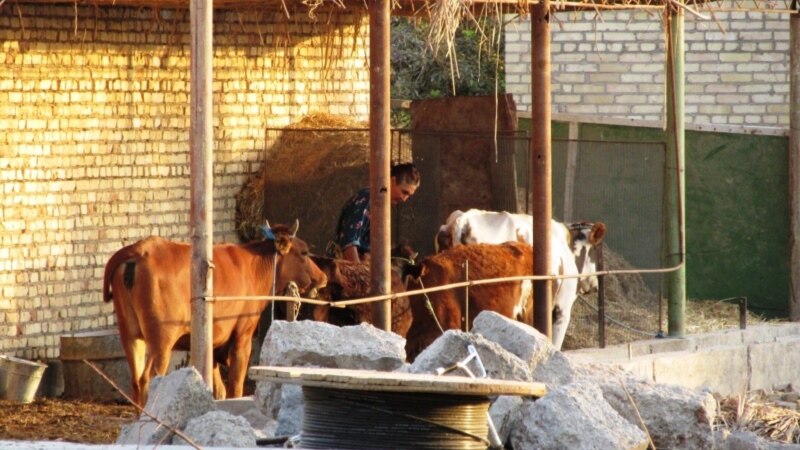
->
0, 398, 137, 444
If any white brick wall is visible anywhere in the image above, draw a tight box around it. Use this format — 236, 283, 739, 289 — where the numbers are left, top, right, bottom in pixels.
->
504, 1, 790, 128
0, 4, 370, 360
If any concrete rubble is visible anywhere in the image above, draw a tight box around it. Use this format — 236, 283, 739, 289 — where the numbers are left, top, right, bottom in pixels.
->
3, 312, 800, 449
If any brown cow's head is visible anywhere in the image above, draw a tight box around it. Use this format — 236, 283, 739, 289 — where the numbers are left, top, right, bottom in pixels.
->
264, 219, 327, 297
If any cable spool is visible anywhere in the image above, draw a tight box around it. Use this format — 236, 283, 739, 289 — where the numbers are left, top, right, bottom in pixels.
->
248, 366, 547, 450
301, 386, 491, 449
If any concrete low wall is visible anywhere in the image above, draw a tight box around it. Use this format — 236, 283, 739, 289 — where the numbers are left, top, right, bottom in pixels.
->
566, 323, 800, 396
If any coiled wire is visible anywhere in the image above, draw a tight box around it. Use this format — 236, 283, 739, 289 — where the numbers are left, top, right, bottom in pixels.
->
300, 386, 491, 449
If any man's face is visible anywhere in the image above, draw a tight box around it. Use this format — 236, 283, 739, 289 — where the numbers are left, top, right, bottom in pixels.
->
390, 178, 418, 204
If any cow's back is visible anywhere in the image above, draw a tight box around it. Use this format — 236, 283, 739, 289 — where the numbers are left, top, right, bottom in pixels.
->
105, 237, 193, 332
406, 242, 533, 359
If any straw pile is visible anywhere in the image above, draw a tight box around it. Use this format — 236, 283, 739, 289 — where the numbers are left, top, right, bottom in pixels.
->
235, 113, 370, 252
717, 389, 800, 444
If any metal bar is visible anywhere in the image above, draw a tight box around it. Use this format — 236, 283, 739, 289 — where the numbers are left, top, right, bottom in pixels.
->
369, 0, 392, 332
739, 297, 748, 330
189, 0, 214, 389
531, 0, 553, 339
597, 243, 606, 348
464, 260, 470, 331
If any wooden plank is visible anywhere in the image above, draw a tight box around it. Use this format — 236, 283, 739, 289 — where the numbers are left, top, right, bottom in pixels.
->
249, 366, 547, 397
519, 112, 789, 137
563, 121, 579, 221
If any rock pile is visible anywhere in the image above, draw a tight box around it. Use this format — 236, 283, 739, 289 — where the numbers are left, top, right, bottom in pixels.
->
114, 312, 786, 449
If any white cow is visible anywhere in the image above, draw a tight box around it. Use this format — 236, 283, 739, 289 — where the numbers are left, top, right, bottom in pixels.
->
434, 208, 606, 349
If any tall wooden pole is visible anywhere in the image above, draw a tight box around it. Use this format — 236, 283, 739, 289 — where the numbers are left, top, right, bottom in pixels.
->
189, 0, 214, 387
665, 7, 686, 336
789, 9, 800, 321
531, 0, 553, 339
369, 0, 392, 331
789, 7, 800, 321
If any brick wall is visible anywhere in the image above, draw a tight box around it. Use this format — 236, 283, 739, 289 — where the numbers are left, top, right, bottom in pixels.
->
505, 2, 790, 129
0, 3, 370, 360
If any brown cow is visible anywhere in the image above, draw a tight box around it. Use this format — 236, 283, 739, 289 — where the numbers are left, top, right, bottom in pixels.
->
307, 244, 417, 337
404, 242, 533, 361
102, 221, 327, 406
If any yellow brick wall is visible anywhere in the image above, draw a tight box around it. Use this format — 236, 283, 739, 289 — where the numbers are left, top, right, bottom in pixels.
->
0, 3, 370, 360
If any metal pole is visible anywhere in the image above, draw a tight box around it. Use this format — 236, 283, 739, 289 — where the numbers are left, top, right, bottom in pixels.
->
738, 297, 748, 330
597, 244, 606, 348
665, 8, 686, 337
789, 9, 800, 321
531, 0, 553, 339
189, 0, 214, 388
369, 0, 392, 331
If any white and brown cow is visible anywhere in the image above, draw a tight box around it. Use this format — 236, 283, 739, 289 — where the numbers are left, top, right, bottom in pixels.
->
433, 208, 606, 349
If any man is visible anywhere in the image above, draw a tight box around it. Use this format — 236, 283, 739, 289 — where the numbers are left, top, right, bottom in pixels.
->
330, 163, 421, 263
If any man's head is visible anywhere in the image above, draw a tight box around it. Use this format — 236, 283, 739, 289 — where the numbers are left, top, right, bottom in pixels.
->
390, 162, 420, 204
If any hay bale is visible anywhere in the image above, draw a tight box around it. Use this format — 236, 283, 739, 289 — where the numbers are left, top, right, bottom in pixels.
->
236, 114, 370, 251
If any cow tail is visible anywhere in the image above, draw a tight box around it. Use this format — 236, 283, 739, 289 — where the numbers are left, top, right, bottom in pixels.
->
102, 245, 138, 303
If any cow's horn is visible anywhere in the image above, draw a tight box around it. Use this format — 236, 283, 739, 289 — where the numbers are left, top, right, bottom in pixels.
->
264, 219, 271, 229
290, 219, 299, 238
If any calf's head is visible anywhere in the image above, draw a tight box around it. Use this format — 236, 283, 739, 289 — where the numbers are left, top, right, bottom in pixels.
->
567, 221, 607, 294
434, 226, 452, 254
265, 220, 327, 296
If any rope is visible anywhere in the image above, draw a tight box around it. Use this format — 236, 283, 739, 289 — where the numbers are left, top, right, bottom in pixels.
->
300, 387, 491, 450
270, 252, 277, 322
418, 277, 445, 334
208, 263, 685, 305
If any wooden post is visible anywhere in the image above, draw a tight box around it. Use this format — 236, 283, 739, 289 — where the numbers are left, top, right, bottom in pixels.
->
531, 0, 553, 339
789, 9, 800, 321
189, 0, 214, 387
563, 121, 579, 222
369, 0, 392, 331
665, 7, 686, 337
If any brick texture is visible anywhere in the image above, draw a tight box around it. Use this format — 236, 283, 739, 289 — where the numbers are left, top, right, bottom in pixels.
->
0, 3, 370, 360
504, 1, 790, 128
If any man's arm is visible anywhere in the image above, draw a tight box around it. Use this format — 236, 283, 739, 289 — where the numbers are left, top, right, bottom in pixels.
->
341, 245, 361, 263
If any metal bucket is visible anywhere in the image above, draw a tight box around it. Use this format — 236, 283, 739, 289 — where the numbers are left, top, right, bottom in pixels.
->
0, 354, 48, 403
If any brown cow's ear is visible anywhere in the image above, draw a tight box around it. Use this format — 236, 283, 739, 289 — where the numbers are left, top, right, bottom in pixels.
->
590, 222, 607, 244
276, 234, 293, 255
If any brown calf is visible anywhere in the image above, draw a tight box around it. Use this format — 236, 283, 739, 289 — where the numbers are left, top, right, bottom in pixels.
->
404, 242, 533, 361
308, 243, 416, 337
